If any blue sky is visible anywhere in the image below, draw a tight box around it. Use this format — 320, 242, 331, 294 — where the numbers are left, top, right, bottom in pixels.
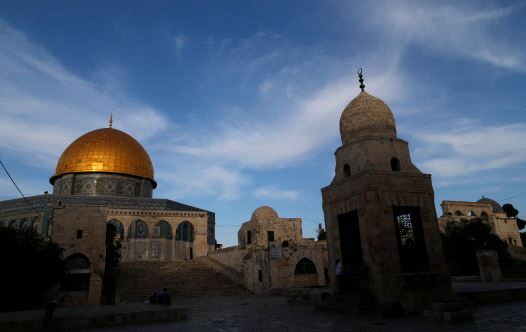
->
1, 1, 526, 246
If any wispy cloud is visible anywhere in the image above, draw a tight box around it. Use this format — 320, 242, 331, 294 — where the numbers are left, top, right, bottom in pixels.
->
415, 122, 526, 177
254, 186, 298, 200
363, 1, 525, 71
0, 19, 168, 170
171, 34, 186, 60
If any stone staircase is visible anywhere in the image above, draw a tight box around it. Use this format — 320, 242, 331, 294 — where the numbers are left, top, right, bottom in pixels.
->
116, 258, 250, 302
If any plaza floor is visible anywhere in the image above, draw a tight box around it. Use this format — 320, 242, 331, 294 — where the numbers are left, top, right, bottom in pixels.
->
80, 295, 526, 332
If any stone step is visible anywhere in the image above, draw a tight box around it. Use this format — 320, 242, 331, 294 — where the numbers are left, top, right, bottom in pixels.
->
116, 258, 250, 302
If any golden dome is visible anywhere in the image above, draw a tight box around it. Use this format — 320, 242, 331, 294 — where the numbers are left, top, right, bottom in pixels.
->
340, 91, 397, 145
51, 128, 155, 186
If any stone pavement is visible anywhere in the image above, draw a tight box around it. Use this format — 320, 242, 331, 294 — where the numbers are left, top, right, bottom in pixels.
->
82, 295, 526, 332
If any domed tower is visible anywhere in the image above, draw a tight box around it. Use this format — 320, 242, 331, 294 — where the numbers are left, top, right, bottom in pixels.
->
50, 118, 156, 198
321, 69, 451, 311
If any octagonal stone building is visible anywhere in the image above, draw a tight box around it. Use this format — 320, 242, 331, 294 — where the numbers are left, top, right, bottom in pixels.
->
321, 76, 451, 311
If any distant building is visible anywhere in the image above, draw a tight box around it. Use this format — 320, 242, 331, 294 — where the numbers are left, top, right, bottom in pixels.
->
0, 122, 215, 305
439, 197, 523, 247
212, 206, 329, 294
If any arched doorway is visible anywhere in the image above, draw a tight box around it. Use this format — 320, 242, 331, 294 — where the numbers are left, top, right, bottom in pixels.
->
294, 258, 319, 288
175, 221, 194, 260
61, 253, 91, 299
152, 220, 172, 260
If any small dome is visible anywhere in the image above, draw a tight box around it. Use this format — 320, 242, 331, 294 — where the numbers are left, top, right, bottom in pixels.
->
51, 128, 155, 187
251, 206, 279, 221
340, 91, 397, 145
477, 197, 504, 213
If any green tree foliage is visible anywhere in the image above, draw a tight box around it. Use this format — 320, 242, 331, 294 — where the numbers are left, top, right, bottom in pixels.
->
443, 219, 508, 275
0, 225, 64, 311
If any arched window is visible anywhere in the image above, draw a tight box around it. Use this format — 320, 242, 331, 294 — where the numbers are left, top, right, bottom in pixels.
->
176, 221, 194, 242
467, 211, 476, 217
62, 253, 91, 291
343, 164, 351, 177
108, 219, 124, 239
154, 220, 172, 239
455, 210, 463, 216
391, 157, 401, 171
481, 212, 489, 221
282, 240, 289, 248
134, 220, 148, 238
295, 258, 317, 275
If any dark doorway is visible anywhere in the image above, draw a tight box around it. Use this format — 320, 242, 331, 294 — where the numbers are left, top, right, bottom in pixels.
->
393, 206, 429, 272
337, 210, 364, 268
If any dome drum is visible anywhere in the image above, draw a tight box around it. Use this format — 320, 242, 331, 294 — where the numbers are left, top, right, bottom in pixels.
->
52, 173, 154, 198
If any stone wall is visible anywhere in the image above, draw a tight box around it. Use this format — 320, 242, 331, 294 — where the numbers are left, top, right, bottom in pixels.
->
439, 201, 523, 247
52, 206, 107, 305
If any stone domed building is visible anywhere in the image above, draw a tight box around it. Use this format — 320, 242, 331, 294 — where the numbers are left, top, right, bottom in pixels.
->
0, 121, 215, 305
321, 71, 451, 311
439, 197, 523, 247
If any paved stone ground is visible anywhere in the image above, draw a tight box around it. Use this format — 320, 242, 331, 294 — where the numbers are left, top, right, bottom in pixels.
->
82, 295, 526, 332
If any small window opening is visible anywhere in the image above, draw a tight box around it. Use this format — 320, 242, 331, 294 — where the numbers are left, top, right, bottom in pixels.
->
247, 230, 252, 244
258, 269, 263, 282
391, 157, 401, 171
76, 230, 83, 239
282, 240, 289, 248
343, 164, 351, 177
268, 231, 275, 242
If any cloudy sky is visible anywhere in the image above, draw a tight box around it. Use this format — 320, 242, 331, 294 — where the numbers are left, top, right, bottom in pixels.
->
1, 1, 525, 246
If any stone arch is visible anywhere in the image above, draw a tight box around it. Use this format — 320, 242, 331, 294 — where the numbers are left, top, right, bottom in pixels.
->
176, 221, 194, 242
294, 257, 319, 287
134, 220, 148, 238
151, 220, 173, 260
343, 164, 351, 177
391, 157, 401, 171
154, 220, 172, 239
127, 220, 149, 260
108, 219, 124, 239
175, 221, 194, 260
455, 210, 463, 216
61, 253, 91, 295
467, 211, 476, 217
480, 212, 489, 221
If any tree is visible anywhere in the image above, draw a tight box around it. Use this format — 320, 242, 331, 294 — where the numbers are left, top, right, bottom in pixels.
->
0, 225, 64, 311
102, 224, 122, 304
443, 219, 508, 275
315, 223, 327, 241
503, 203, 525, 231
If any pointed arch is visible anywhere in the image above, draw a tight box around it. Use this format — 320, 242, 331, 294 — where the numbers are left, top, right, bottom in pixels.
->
108, 219, 125, 239
62, 253, 91, 292
176, 221, 194, 242
134, 219, 148, 238
154, 220, 172, 239
295, 258, 317, 275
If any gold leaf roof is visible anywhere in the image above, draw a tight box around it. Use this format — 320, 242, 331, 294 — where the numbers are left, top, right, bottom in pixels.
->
51, 128, 155, 185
